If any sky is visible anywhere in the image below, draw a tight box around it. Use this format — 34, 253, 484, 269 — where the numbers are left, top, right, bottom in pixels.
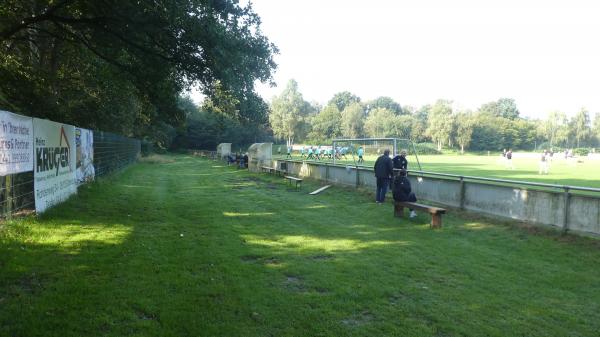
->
193, 0, 600, 119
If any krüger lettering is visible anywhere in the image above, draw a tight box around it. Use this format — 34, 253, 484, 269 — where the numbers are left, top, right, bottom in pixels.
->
36, 147, 70, 175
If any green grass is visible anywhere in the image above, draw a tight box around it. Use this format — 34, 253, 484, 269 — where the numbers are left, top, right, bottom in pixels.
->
2, 154, 600, 336
276, 152, 600, 189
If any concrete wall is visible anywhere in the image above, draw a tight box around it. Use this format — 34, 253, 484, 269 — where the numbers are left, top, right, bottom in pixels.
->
273, 159, 600, 236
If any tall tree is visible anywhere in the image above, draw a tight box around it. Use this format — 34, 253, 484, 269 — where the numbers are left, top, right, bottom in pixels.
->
269, 79, 309, 146
367, 96, 402, 114
478, 98, 519, 120
571, 108, 591, 148
328, 91, 360, 112
426, 100, 453, 150
543, 111, 569, 148
496, 98, 520, 120
410, 105, 430, 143
455, 111, 475, 154
594, 113, 600, 147
308, 104, 342, 142
0, 0, 277, 143
364, 108, 397, 138
340, 102, 364, 138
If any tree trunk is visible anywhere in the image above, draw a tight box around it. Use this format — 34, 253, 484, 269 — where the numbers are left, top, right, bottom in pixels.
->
461, 145, 464, 154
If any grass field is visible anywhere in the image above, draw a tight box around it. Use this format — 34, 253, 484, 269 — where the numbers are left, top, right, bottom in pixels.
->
274, 152, 600, 189
2, 155, 600, 336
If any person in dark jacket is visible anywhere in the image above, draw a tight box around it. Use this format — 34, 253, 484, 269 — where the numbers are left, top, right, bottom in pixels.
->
373, 149, 394, 203
392, 169, 417, 217
392, 149, 408, 173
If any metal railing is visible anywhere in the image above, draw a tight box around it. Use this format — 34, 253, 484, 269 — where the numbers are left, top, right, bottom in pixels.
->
277, 158, 600, 196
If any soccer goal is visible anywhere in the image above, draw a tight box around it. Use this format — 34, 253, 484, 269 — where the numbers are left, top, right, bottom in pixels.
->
331, 138, 422, 171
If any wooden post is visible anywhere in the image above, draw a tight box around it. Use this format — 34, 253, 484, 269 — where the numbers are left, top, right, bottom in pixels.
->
5, 174, 12, 218
431, 214, 442, 229
394, 203, 404, 217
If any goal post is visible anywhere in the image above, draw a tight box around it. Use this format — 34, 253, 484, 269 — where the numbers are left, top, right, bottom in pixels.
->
331, 138, 422, 171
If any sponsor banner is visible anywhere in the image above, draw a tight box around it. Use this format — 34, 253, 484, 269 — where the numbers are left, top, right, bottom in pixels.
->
76, 128, 95, 185
33, 118, 77, 213
0, 110, 33, 175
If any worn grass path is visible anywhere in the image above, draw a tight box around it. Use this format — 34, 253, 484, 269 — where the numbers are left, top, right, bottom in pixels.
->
1, 154, 600, 336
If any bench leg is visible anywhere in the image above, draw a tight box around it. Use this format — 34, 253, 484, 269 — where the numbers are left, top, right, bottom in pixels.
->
431, 214, 442, 229
394, 204, 404, 217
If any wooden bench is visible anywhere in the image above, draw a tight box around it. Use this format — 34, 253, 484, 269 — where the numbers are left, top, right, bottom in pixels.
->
394, 201, 447, 229
284, 176, 303, 190
261, 166, 274, 174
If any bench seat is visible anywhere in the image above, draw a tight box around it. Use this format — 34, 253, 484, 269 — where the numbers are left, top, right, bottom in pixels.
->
394, 201, 446, 228
284, 175, 303, 190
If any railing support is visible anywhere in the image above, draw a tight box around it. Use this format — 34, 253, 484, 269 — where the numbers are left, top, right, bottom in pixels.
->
563, 186, 571, 233
459, 176, 466, 209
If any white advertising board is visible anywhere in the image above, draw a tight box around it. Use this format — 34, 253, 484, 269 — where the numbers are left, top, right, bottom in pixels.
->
33, 118, 77, 213
0, 110, 33, 175
75, 128, 95, 185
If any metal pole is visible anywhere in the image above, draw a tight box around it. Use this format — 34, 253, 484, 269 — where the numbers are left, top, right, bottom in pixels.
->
411, 140, 423, 171
356, 166, 360, 188
393, 139, 397, 156
332, 140, 336, 166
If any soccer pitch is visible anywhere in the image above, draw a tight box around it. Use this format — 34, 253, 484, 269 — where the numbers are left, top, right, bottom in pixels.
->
276, 152, 600, 189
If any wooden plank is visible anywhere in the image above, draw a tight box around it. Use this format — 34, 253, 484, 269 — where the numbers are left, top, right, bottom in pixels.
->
309, 185, 331, 195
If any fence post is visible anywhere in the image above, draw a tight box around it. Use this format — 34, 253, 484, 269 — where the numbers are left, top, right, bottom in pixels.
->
325, 163, 329, 183
355, 166, 360, 188
459, 176, 466, 209
562, 186, 571, 233
5, 175, 12, 218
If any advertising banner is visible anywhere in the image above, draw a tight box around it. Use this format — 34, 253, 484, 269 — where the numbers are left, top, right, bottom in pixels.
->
33, 118, 77, 213
0, 110, 33, 175
75, 128, 95, 185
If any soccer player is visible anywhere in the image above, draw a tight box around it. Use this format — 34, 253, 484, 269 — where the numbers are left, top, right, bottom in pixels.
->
357, 146, 364, 164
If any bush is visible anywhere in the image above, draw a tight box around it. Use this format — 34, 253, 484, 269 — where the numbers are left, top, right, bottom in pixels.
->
574, 148, 589, 156
411, 143, 441, 155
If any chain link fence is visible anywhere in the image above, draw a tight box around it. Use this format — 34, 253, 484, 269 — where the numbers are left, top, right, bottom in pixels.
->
1, 130, 140, 218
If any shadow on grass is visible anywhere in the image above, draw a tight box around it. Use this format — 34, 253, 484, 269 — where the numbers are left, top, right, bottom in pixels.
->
2, 157, 600, 337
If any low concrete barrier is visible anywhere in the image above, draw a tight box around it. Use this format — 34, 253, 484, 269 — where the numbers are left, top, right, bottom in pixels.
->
274, 159, 600, 236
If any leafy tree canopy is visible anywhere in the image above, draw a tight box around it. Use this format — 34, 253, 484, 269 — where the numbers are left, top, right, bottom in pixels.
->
327, 91, 360, 112
367, 96, 402, 114
0, 0, 277, 141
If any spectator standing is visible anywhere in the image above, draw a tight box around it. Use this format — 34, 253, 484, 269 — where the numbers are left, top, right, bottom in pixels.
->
393, 149, 408, 171
373, 149, 394, 203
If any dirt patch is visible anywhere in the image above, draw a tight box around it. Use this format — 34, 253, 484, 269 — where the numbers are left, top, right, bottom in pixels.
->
341, 310, 373, 327
283, 275, 306, 292
135, 308, 158, 321
314, 287, 329, 294
241, 255, 280, 265
17, 273, 44, 295
240, 254, 262, 262
310, 254, 335, 261
263, 257, 280, 265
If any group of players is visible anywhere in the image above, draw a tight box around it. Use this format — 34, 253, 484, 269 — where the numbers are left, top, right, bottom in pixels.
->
280, 145, 366, 163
